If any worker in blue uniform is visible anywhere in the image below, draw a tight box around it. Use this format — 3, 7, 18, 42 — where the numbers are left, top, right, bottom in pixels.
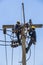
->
15, 21, 22, 45
26, 19, 36, 53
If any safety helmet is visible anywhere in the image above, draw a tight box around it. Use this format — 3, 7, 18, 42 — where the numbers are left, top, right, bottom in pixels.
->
32, 26, 35, 30
32, 26, 35, 28
17, 21, 20, 24
29, 19, 32, 24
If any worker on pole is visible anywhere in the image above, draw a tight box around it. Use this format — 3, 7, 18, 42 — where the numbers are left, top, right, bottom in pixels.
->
26, 19, 36, 53
15, 21, 22, 45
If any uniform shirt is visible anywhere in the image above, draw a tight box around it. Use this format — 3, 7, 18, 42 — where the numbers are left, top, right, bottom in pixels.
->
29, 28, 36, 42
15, 24, 21, 34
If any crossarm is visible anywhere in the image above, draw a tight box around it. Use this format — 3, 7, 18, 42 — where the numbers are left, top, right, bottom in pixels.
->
3, 25, 14, 29
25, 24, 43, 28
32, 24, 43, 28
2, 25, 14, 34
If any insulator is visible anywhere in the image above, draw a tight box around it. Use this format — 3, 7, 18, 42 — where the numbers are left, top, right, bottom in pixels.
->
3, 28, 6, 34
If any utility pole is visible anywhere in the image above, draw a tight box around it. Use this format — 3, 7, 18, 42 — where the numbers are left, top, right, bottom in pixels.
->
21, 28, 26, 65
22, 2, 26, 65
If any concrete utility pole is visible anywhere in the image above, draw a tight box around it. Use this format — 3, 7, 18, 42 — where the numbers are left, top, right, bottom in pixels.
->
21, 28, 26, 65
22, 2, 26, 65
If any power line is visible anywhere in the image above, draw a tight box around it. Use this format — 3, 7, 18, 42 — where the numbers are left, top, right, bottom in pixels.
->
4, 34, 8, 65
11, 48, 13, 65
0, 29, 12, 32
0, 44, 11, 46
11, 33, 14, 65
33, 45, 35, 65
0, 40, 11, 43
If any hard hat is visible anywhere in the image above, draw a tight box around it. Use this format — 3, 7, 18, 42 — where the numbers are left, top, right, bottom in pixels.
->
32, 26, 35, 28
17, 21, 20, 24
29, 19, 32, 23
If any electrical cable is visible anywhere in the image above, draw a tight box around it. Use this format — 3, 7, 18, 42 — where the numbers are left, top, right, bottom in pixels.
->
0, 40, 11, 43
4, 34, 8, 65
33, 45, 35, 65
6, 33, 16, 40
0, 40, 11, 46
0, 44, 11, 46
6, 33, 15, 38
11, 47, 13, 65
0, 29, 12, 32
11, 33, 14, 65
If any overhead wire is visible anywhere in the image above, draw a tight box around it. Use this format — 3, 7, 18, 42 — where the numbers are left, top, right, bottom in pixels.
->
0, 40, 11, 46
0, 28, 15, 65
6, 33, 16, 38
6, 33, 17, 41
4, 34, 8, 65
0, 44, 11, 46
33, 45, 35, 65
11, 33, 14, 65
0, 29, 16, 47
0, 40, 11, 43
0, 29, 12, 32
11, 47, 13, 65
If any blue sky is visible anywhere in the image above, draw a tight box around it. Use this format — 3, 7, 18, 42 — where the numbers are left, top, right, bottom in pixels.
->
0, 0, 43, 65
